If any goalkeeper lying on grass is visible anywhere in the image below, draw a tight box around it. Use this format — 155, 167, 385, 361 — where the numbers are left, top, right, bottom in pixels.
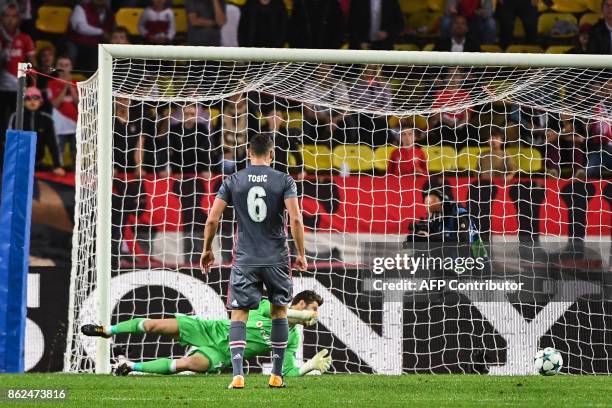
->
81, 290, 331, 378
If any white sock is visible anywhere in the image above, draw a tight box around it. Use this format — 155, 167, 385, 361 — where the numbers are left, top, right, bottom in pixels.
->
104, 326, 113, 336
169, 360, 177, 373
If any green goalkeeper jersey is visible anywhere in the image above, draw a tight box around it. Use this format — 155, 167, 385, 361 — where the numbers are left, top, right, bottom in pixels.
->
176, 299, 301, 376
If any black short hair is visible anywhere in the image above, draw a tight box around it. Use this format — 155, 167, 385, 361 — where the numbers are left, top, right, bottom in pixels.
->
249, 133, 274, 157
291, 290, 324, 307
112, 26, 129, 36
422, 183, 453, 202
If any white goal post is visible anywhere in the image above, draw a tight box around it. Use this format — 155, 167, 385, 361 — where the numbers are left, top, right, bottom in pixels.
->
65, 44, 612, 375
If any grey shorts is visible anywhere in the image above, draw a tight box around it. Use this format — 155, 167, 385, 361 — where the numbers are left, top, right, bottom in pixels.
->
227, 265, 292, 310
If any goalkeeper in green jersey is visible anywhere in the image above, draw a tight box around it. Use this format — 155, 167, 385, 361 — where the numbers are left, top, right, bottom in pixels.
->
81, 290, 331, 377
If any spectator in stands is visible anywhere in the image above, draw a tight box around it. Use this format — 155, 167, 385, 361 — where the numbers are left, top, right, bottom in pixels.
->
66, 0, 115, 72
440, 0, 496, 44
111, 26, 130, 44
468, 128, 516, 240
170, 104, 218, 178
0, 0, 33, 35
587, 0, 612, 54
47, 56, 78, 169
33, 45, 55, 92
587, 79, 612, 178
387, 125, 427, 176
112, 98, 140, 168
301, 64, 354, 145
303, 105, 354, 146
138, 0, 176, 44
428, 69, 472, 146
113, 96, 142, 173
185, 0, 227, 46
170, 104, 219, 264
170, 101, 211, 128
140, 103, 169, 177
0, 3, 34, 133
435, 14, 481, 52
543, 114, 587, 178
238, 0, 287, 48
260, 105, 303, 175
477, 130, 517, 183
215, 92, 257, 174
348, 0, 404, 50
8, 87, 65, 176
347, 64, 392, 146
569, 24, 591, 54
288, 0, 344, 49
220, 0, 240, 47
111, 96, 144, 267
496, 0, 538, 49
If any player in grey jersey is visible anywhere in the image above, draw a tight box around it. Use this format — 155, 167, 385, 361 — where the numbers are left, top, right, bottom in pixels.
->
200, 133, 307, 390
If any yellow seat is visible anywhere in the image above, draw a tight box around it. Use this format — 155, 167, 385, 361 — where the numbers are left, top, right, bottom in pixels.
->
332, 145, 375, 172
36, 6, 71, 34
422, 145, 457, 173
394, 43, 419, 51
115, 8, 144, 36
406, 11, 443, 36
286, 111, 303, 129
506, 146, 543, 173
227, 0, 246, 5
208, 107, 221, 128
546, 45, 573, 54
284, 0, 292, 14
506, 44, 544, 53
373, 145, 398, 172
587, 0, 603, 12
301, 144, 332, 171
551, 0, 589, 13
400, 0, 428, 13
72, 73, 88, 82
422, 43, 435, 51
427, 0, 446, 11
579, 13, 603, 27
513, 18, 525, 38
387, 116, 400, 129
537, 0, 550, 11
174, 8, 187, 34
456, 146, 489, 171
288, 152, 297, 167
480, 44, 503, 53
538, 13, 578, 37
35, 40, 55, 53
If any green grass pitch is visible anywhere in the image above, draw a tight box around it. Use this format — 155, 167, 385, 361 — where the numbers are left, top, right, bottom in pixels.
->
1, 374, 611, 407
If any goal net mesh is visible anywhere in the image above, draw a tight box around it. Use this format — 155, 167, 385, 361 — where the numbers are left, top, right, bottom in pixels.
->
66, 56, 612, 375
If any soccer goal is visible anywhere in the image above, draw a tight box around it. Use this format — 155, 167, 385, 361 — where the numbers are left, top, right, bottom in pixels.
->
65, 45, 612, 375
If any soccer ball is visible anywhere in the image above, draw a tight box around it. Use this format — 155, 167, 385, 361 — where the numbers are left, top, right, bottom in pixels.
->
534, 347, 563, 375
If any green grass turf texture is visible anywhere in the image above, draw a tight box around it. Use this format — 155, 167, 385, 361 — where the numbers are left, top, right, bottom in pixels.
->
1, 373, 611, 407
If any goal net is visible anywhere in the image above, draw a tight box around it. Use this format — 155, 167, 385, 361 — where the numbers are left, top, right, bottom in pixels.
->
65, 46, 612, 375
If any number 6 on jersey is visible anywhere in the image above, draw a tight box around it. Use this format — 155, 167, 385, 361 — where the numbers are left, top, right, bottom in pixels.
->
247, 186, 267, 222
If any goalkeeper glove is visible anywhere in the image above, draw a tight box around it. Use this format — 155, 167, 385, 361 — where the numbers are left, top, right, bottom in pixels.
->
299, 349, 332, 376
288, 309, 318, 326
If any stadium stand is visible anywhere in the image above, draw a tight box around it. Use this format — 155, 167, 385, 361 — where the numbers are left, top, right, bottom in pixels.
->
173, 8, 187, 35
115, 8, 144, 36
332, 145, 375, 172
35, 6, 71, 34
538, 12, 578, 38
423, 145, 458, 173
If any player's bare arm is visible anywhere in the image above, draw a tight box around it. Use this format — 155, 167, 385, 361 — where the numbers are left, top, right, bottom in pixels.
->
285, 196, 307, 272
200, 197, 228, 273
